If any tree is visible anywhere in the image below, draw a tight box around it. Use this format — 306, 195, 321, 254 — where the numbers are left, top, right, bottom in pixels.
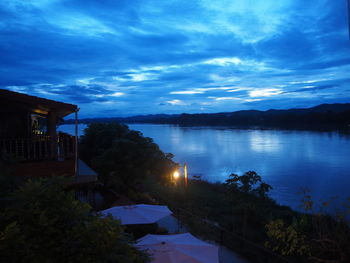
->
224, 171, 273, 237
0, 177, 149, 263
79, 123, 176, 191
225, 171, 272, 197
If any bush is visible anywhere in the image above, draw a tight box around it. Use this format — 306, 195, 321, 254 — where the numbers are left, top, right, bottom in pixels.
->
79, 123, 176, 192
0, 177, 149, 263
265, 194, 350, 262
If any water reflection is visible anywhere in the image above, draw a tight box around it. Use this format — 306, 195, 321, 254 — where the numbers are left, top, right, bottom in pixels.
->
249, 130, 281, 153
170, 127, 182, 145
59, 124, 350, 212
127, 124, 350, 211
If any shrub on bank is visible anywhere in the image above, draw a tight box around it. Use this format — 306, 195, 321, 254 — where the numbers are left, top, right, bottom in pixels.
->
79, 123, 176, 192
0, 177, 149, 263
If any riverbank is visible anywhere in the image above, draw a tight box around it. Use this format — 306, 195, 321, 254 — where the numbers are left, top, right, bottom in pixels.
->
59, 122, 350, 212
76, 122, 350, 262
141, 176, 296, 262
140, 176, 350, 262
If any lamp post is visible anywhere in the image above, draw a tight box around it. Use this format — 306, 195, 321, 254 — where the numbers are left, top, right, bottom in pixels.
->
184, 163, 188, 188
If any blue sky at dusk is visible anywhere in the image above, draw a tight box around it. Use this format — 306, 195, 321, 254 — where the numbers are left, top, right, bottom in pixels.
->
1, 0, 350, 117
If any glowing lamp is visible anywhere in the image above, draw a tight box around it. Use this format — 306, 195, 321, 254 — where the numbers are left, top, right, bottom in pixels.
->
173, 171, 180, 179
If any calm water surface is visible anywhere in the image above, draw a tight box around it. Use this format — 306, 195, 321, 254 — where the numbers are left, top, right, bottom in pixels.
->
59, 124, 350, 211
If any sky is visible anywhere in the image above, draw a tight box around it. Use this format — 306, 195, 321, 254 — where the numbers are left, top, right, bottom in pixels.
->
1, 0, 350, 117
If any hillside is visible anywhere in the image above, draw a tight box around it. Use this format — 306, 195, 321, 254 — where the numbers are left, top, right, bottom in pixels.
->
65, 103, 350, 129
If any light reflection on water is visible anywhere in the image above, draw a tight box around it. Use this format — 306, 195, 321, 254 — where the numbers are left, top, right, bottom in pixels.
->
249, 130, 282, 153
59, 124, 350, 211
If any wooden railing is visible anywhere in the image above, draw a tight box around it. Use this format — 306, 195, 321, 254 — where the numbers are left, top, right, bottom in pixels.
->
0, 133, 75, 161
57, 132, 76, 160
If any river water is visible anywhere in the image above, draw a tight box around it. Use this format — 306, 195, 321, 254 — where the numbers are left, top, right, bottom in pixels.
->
59, 123, 350, 211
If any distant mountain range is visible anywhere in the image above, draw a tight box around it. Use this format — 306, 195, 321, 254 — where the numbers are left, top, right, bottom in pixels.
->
65, 103, 350, 129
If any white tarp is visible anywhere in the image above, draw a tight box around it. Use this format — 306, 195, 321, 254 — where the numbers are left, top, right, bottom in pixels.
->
137, 233, 219, 263
101, 204, 172, 225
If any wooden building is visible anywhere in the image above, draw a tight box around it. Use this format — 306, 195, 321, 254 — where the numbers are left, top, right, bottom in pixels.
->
0, 89, 97, 185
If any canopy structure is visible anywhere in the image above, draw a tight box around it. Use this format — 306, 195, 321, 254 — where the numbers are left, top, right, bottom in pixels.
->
0, 89, 77, 119
101, 204, 172, 225
137, 233, 219, 263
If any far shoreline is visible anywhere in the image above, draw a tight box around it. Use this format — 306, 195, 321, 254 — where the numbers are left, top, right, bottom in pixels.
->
61, 121, 350, 133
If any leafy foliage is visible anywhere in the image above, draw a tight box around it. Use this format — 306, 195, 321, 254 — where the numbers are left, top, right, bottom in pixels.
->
79, 122, 176, 191
0, 178, 149, 263
265, 219, 310, 257
144, 171, 292, 245
0, 162, 23, 198
225, 171, 272, 198
265, 193, 350, 262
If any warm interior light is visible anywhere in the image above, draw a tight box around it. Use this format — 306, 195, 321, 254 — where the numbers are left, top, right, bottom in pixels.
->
173, 171, 180, 179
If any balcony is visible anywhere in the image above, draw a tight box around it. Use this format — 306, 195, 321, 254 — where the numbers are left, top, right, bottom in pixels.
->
0, 132, 75, 161
0, 89, 98, 185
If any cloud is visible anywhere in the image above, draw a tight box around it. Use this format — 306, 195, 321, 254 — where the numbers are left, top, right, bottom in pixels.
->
204, 57, 242, 66
170, 87, 231, 95
166, 99, 186, 105
249, 88, 283, 97
0, 0, 349, 117
215, 97, 242, 101
110, 92, 125, 97
289, 85, 338, 93
170, 90, 203, 95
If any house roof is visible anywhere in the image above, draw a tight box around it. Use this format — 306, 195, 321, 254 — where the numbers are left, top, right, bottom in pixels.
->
0, 89, 78, 117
